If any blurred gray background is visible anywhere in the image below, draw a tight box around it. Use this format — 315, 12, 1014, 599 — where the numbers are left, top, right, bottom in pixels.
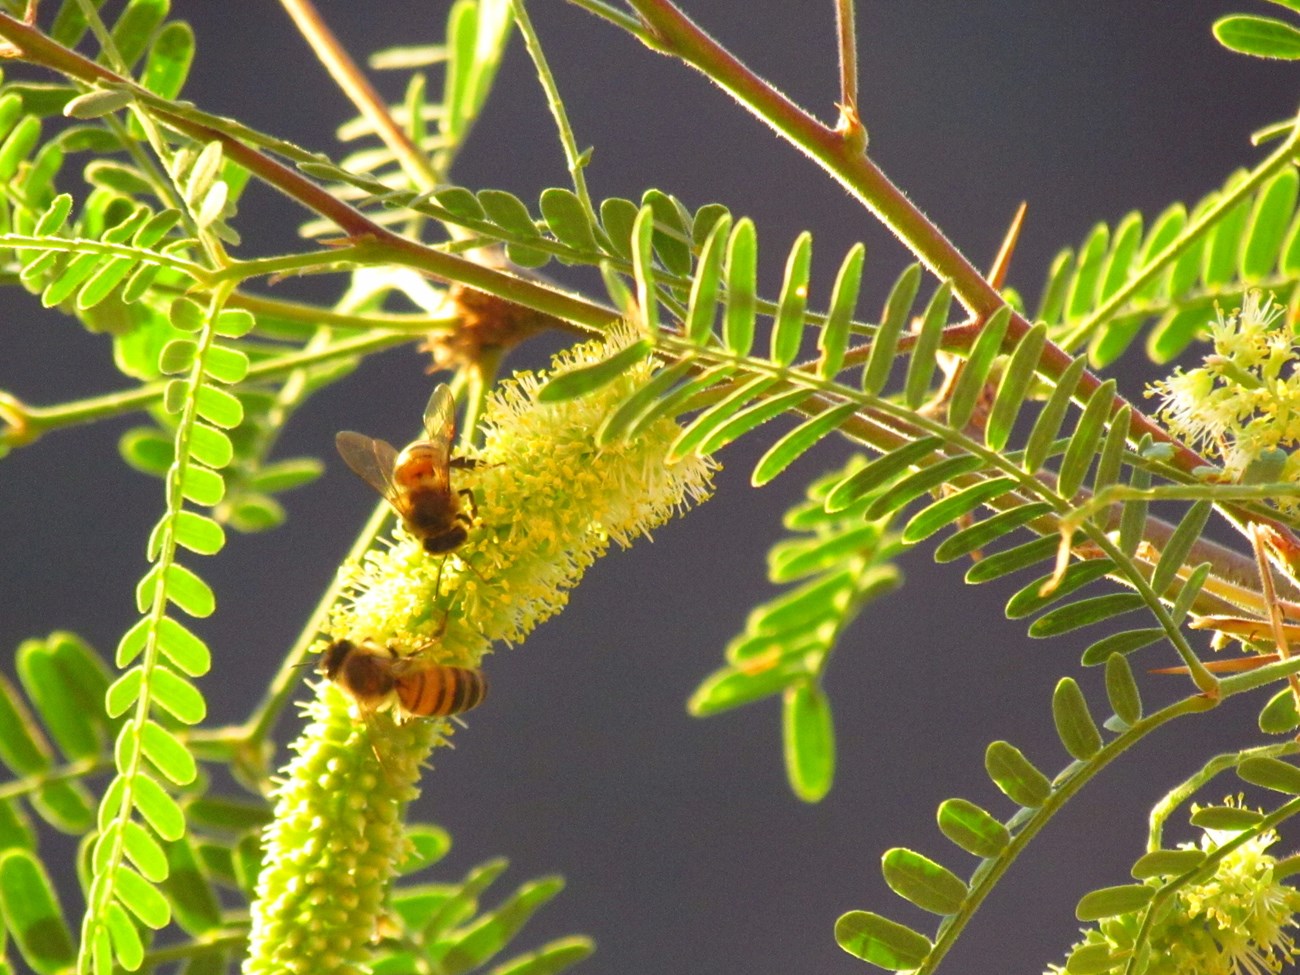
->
2, 2, 1297, 972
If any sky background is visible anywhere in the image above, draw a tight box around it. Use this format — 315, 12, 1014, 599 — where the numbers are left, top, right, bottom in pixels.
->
3, 2, 1300, 973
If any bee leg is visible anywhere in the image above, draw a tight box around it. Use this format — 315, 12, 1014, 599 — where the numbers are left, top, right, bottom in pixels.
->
457, 487, 479, 520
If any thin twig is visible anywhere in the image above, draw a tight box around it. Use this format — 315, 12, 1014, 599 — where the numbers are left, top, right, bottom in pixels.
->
278, 0, 439, 191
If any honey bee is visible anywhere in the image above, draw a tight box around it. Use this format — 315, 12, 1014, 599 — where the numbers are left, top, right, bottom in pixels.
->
335, 384, 478, 554
319, 638, 488, 719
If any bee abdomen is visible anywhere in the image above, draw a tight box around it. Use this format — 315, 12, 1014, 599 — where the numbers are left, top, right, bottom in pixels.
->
398, 665, 488, 716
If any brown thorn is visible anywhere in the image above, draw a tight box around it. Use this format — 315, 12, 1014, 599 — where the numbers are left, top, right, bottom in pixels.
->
986, 202, 1027, 293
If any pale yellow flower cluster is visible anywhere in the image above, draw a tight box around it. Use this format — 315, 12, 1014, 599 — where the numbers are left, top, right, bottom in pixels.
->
1149, 291, 1300, 506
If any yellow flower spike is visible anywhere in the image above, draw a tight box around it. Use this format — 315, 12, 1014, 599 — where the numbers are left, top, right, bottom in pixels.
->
244, 337, 716, 975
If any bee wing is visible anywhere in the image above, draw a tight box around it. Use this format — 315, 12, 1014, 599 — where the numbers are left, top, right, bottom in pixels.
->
336, 431, 404, 508
422, 384, 457, 469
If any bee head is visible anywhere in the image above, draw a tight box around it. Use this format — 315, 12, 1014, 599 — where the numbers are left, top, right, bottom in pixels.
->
319, 639, 355, 681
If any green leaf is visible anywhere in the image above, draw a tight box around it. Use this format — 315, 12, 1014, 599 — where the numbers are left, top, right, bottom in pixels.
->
423, 858, 510, 944
769, 523, 886, 582
599, 197, 637, 260
0, 849, 75, 974
248, 458, 323, 494
111, 0, 170, 68
1005, 559, 1116, 620
141, 720, 197, 785
864, 455, 984, 521
936, 798, 1009, 858
185, 796, 272, 833
986, 322, 1047, 451
783, 684, 834, 802
157, 617, 211, 677
696, 388, 811, 456
934, 503, 1053, 563
151, 667, 206, 725
1028, 592, 1146, 638
1023, 355, 1086, 475
0, 799, 35, 852
1118, 460, 1151, 557
164, 562, 216, 618
1052, 677, 1103, 760
1104, 653, 1142, 725
818, 243, 865, 380
1131, 848, 1205, 879
684, 214, 730, 344
770, 231, 812, 367
834, 911, 932, 970
1057, 378, 1116, 499
1170, 562, 1210, 626
688, 658, 809, 716
104, 899, 143, 970
904, 281, 952, 408
171, 510, 225, 556
1082, 628, 1166, 667
480, 192, 535, 237
1190, 805, 1265, 830
226, 494, 286, 533
1098, 211, 1142, 301
194, 385, 244, 429
903, 477, 1017, 543
1065, 223, 1109, 320
629, 206, 659, 334
863, 263, 921, 395
641, 189, 692, 276
985, 740, 1051, 807
0, 115, 40, 182
0, 674, 51, 777
158, 338, 197, 375
881, 847, 967, 915
487, 936, 594, 975
132, 208, 182, 248
1148, 300, 1215, 363
1035, 249, 1074, 323
440, 878, 565, 975
180, 464, 225, 507
122, 820, 168, 883
162, 834, 222, 936
188, 422, 233, 469
692, 203, 731, 246
751, 401, 858, 487
538, 340, 652, 403
538, 188, 597, 252
1151, 501, 1212, 595
947, 307, 1011, 429
214, 308, 255, 339
105, 670, 139, 722
15, 640, 102, 763
114, 865, 171, 928
141, 22, 195, 99
1092, 404, 1130, 498
397, 823, 452, 875
823, 437, 943, 512
1214, 14, 1300, 58
33, 193, 72, 236
132, 773, 186, 840
1243, 169, 1299, 279
964, 535, 1058, 583
1065, 942, 1118, 974
1075, 884, 1153, 921
668, 375, 778, 462
1237, 756, 1300, 793
723, 219, 757, 355
77, 256, 137, 310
